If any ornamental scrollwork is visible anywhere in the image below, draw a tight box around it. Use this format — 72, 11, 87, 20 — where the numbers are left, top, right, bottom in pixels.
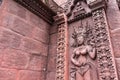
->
92, 9, 118, 80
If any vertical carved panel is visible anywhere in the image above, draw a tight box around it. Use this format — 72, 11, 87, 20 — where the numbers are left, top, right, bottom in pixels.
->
92, 9, 118, 80
54, 13, 69, 80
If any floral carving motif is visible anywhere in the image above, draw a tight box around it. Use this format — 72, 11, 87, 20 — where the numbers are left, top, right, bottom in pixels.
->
92, 9, 118, 80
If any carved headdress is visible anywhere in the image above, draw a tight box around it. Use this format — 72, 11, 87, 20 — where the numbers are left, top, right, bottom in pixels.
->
71, 21, 88, 47
72, 21, 87, 39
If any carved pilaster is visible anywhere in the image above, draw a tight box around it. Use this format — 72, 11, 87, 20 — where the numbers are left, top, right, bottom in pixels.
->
54, 13, 69, 80
90, 0, 119, 80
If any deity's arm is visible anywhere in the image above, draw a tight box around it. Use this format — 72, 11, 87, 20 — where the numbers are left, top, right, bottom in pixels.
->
71, 53, 80, 66
87, 46, 96, 59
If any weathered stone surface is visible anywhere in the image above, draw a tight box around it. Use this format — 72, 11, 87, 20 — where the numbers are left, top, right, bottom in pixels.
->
19, 70, 45, 80
49, 45, 57, 57
49, 33, 57, 45
0, 13, 15, 28
107, 0, 120, 30
28, 54, 47, 71
50, 24, 57, 34
12, 18, 33, 37
22, 38, 48, 56
0, 68, 17, 80
0, 29, 22, 49
115, 58, 120, 79
0, 0, 51, 80
46, 71, 56, 80
2, 48, 30, 69
111, 30, 120, 57
32, 27, 49, 44
6, 0, 27, 20
47, 56, 56, 72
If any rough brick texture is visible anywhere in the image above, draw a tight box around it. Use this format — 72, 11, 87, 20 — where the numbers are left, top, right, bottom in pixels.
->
0, 0, 50, 80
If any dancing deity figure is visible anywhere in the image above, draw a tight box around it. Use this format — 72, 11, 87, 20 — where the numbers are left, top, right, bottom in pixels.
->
71, 24, 97, 80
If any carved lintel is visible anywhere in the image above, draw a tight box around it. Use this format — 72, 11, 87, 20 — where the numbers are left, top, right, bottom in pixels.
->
54, 13, 69, 80
14, 0, 56, 24
88, 0, 108, 11
64, 0, 91, 23
92, 8, 119, 80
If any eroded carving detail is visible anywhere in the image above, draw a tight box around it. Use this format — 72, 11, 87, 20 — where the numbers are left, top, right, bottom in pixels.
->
92, 9, 118, 80
54, 13, 68, 80
56, 23, 65, 80
71, 22, 97, 80
64, 0, 91, 23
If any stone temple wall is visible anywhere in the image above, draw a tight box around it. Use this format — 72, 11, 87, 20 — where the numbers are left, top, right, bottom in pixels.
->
1, 0, 120, 80
107, 0, 120, 78
0, 0, 51, 80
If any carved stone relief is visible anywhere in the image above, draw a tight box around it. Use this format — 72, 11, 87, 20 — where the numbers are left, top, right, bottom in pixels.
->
64, 0, 91, 22
54, 13, 69, 80
54, 0, 119, 80
70, 21, 98, 80
92, 9, 118, 80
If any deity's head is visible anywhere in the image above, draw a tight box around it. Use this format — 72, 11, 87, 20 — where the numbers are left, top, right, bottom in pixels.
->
72, 25, 86, 46
76, 34, 84, 45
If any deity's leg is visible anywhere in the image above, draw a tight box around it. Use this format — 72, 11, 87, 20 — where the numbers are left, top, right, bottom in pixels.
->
84, 70, 91, 80
76, 71, 83, 80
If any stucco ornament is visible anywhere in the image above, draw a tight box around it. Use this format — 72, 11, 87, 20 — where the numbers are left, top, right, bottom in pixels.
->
71, 22, 98, 80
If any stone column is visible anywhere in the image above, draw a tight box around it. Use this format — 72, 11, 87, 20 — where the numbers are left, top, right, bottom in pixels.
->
88, 0, 119, 80
54, 13, 69, 80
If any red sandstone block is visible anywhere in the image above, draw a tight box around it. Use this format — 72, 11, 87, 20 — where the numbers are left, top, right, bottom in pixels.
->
46, 72, 55, 80
111, 35, 120, 57
19, 70, 45, 80
12, 18, 34, 37
38, 20, 50, 32
50, 24, 57, 34
1, 13, 14, 28
28, 12, 50, 31
49, 33, 57, 45
0, 68, 17, 80
32, 27, 49, 44
47, 56, 56, 72
2, 48, 30, 69
22, 38, 48, 56
49, 45, 57, 57
27, 55, 47, 71
0, 48, 5, 66
6, 0, 27, 20
28, 12, 41, 27
0, 29, 22, 49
